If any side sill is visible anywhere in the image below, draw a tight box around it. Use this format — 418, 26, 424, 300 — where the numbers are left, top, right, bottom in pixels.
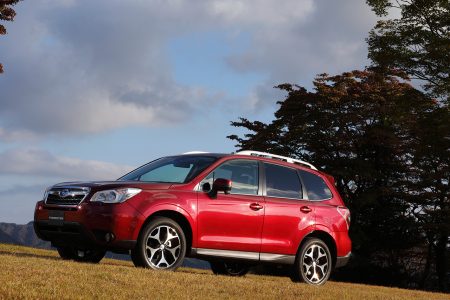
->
194, 248, 259, 260
259, 253, 295, 265
190, 248, 295, 264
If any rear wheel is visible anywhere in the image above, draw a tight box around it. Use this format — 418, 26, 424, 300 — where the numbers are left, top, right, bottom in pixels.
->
132, 217, 186, 270
72, 248, 106, 263
291, 238, 332, 285
57, 246, 106, 263
210, 261, 249, 276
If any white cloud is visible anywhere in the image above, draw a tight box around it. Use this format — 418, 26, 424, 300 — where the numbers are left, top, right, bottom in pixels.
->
0, 128, 37, 142
207, 0, 315, 27
0, 0, 213, 136
224, 0, 377, 108
0, 0, 377, 135
0, 147, 134, 224
0, 148, 133, 180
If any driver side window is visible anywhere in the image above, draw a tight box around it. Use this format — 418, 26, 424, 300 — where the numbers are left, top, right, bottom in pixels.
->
201, 160, 259, 195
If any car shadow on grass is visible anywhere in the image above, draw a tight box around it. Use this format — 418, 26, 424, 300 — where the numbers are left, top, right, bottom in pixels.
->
0, 250, 61, 261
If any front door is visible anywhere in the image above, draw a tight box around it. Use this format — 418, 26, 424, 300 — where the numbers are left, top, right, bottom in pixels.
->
197, 159, 264, 255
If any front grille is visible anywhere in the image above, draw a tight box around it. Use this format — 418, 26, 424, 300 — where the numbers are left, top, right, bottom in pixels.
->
45, 187, 90, 206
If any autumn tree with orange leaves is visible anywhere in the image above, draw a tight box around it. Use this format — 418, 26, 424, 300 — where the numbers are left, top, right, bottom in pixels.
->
0, 0, 21, 73
229, 69, 449, 291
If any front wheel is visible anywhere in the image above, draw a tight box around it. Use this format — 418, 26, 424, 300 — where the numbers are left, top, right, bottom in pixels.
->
57, 246, 75, 260
291, 238, 332, 285
210, 261, 249, 276
132, 217, 186, 270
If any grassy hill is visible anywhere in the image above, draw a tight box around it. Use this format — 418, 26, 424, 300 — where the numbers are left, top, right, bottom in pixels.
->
0, 243, 448, 300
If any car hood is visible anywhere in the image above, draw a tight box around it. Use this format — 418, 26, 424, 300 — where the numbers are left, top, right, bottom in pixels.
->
52, 181, 173, 192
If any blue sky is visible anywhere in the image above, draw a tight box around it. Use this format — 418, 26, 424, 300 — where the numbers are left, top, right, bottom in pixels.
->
0, 0, 379, 223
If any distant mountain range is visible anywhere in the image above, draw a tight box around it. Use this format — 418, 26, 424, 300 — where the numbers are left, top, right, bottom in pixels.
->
0, 222, 51, 248
0, 221, 209, 269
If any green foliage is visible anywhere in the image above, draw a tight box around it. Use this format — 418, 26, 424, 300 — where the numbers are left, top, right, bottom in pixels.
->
366, 0, 450, 102
229, 69, 449, 290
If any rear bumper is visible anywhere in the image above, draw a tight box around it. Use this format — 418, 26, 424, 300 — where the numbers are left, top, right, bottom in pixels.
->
335, 252, 351, 268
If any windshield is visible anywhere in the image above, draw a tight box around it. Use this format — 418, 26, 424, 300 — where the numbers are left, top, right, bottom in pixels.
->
118, 156, 219, 183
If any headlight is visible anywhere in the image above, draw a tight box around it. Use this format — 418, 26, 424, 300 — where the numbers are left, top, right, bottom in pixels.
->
90, 188, 142, 204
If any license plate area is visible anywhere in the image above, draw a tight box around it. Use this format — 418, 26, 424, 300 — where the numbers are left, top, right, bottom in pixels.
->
48, 210, 65, 225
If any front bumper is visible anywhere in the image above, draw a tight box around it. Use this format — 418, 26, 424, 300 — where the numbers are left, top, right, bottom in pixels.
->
34, 200, 143, 250
34, 220, 136, 250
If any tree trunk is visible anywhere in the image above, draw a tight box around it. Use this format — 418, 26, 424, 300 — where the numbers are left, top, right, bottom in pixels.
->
435, 233, 449, 292
420, 242, 432, 289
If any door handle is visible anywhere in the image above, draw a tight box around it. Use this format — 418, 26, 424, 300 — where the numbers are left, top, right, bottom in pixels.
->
249, 203, 263, 211
300, 206, 312, 213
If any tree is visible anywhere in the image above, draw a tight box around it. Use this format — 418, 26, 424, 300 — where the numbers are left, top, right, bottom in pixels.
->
366, 0, 450, 290
366, 0, 450, 103
0, 0, 21, 73
228, 69, 448, 289
409, 106, 450, 291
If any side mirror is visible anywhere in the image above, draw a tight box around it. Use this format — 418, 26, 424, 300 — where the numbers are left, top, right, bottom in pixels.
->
208, 178, 232, 198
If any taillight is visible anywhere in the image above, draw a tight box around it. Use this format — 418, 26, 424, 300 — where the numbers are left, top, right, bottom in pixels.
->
337, 206, 350, 230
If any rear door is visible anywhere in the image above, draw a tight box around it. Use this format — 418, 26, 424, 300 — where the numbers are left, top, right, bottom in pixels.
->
299, 170, 348, 232
260, 163, 315, 256
197, 159, 264, 254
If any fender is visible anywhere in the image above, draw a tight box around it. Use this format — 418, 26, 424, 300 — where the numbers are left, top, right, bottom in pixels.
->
133, 203, 197, 247
313, 224, 337, 241
292, 224, 317, 255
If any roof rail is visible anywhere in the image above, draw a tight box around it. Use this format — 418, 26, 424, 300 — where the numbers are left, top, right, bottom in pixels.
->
236, 150, 318, 170
182, 151, 209, 155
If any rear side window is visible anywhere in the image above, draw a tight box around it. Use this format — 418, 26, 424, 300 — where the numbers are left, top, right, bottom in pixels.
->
299, 170, 332, 200
264, 163, 302, 199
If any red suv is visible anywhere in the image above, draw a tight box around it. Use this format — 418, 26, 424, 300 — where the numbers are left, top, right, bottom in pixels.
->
34, 151, 351, 285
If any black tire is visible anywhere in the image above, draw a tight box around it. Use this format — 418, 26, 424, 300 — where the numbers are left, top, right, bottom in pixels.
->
130, 248, 144, 267
72, 248, 106, 263
291, 238, 332, 285
57, 246, 106, 263
57, 246, 75, 260
132, 217, 186, 271
210, 261, 249, 276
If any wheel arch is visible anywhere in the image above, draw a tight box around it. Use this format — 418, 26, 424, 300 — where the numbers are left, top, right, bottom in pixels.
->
298, 230, 337, 268
139, 209, 194, 254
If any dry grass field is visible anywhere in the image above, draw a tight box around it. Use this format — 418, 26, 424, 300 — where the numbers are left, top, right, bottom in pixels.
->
0, 243, 448, 300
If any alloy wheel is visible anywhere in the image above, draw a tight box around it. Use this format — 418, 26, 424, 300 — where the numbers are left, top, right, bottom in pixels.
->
302, 244, 329, 284
145, 225, 181, 269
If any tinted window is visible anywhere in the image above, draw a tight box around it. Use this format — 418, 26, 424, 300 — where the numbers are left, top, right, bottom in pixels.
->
119, 156, 217, 183
300, 170, 332, 200
264, 163, 302, 199
201, 160, 258, 195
